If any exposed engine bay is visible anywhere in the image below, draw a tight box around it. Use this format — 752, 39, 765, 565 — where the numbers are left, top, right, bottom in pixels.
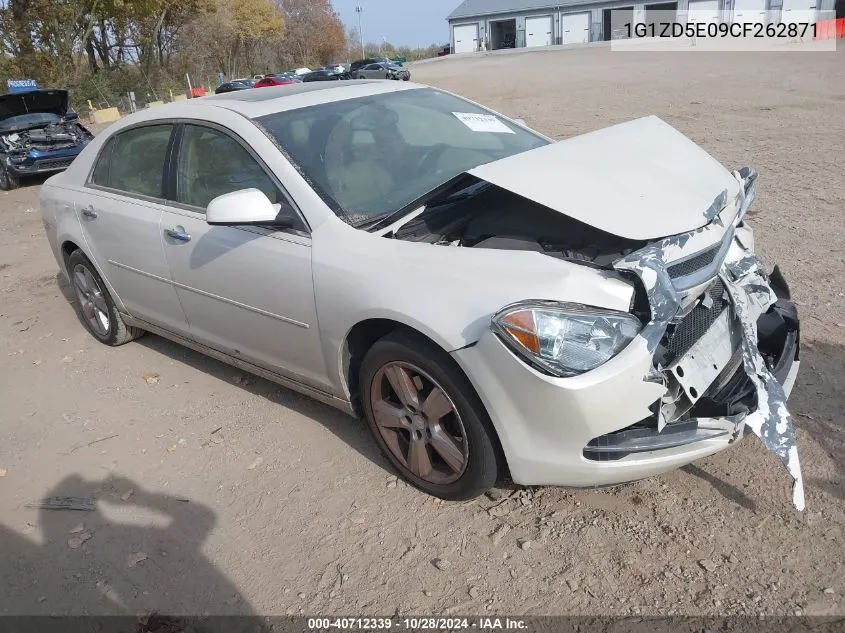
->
0, 117, 91, 154
390, 167, 803, 510
391, 178, 647, 268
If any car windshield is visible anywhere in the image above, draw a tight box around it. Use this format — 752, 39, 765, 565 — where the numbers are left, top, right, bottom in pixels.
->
0, 112, 60, 132
256, 88, 547, 227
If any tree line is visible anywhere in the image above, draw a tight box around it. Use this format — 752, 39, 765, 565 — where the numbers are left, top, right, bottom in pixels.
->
0, 0, 448, 112
0, 0, 344, 110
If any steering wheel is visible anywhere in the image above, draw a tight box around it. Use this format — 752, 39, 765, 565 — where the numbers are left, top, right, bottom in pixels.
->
414, 143, 451, 175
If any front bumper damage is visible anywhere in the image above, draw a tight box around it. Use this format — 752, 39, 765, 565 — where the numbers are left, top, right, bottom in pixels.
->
613, 168, 804, 510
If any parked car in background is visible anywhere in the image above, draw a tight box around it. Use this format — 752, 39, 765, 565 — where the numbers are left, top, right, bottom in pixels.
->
0, 88, 93, 190
301, 70, 348, 82
437, 44, 451, 56
255, 74, 299, 88
215, 80, 253, 95
252, 74, 265, 81
349, 57, 390, 73
39, 81, 802, 506
292, 67, 311, 76
352, 62, 410, 81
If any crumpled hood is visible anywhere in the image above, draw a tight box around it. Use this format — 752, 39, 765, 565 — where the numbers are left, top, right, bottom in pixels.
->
468, 115, 742, 241
0, 89, 69, 120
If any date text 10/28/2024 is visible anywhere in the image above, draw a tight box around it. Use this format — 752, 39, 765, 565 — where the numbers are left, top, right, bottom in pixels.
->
307, 617, 527, 630
624, 21, 816, 38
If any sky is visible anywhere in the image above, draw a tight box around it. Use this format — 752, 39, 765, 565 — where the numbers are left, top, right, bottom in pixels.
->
331, 0, 459, 48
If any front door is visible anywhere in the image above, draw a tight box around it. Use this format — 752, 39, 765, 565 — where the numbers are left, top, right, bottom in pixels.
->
160, 123, 329, 390
75, 123, 188, 332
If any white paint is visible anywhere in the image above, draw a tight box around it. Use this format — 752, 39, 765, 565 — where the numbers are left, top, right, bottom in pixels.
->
781, 0, 816, 24
525, 15, 553, 47
452, 112, 515, 134
782, 360, 801, 397
453, 23, 479, 53
733, 0, 767, 25
687, 0, 721, 27
562, 12, 591, 44
468, 115, 741, 241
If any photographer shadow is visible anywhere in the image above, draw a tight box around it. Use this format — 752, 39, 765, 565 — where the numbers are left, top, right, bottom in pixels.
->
0, 474, 270, 632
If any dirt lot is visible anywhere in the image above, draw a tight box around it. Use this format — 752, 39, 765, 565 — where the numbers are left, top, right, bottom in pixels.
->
1, 46, 844, 618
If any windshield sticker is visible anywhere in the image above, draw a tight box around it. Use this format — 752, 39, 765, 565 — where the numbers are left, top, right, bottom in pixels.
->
452, 112, 515, 134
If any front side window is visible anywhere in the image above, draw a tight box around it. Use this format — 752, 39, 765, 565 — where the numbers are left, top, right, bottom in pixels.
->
105, 124, 173, 197
175, 124, 281, 210
256, 88, 548, 227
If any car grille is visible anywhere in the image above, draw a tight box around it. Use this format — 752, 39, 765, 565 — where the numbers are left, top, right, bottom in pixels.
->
35, 157, 75, 171
661, 278, 729, 364
667, 244, 721, 279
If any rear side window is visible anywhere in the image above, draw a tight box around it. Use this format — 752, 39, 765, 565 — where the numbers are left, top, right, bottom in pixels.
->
90, 137, 114, 187
95, 124, 173, 198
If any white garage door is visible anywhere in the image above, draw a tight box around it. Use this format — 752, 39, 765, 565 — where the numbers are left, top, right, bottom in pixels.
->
733, 0, 766, 24
525, 15, 553, 47
562, 12, 591, 44
687, 0, 721, 27
781, 0, 816, 24
453, 24, 479, 53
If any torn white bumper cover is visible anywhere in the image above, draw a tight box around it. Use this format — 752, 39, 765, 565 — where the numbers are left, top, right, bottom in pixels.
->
614, 168, 804, 510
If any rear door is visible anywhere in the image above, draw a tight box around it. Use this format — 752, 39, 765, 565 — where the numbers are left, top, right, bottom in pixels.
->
75, 123, 188, 332
159, 122, 329, 390
362, 64, 383, 79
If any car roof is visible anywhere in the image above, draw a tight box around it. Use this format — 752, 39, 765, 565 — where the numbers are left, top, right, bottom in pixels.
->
172, 80, 425, 119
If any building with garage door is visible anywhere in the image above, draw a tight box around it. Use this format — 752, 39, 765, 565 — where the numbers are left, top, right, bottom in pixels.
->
447, 0, 835, 52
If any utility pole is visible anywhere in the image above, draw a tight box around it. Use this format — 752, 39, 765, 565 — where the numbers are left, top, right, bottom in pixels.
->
356, 0, 364, 59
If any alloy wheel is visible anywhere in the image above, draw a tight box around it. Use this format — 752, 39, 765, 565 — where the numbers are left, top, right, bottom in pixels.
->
72, 263, 111, 337
370, 361, 468, 484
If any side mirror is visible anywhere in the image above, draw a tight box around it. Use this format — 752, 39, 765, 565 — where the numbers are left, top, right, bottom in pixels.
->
206, 188, 293, 228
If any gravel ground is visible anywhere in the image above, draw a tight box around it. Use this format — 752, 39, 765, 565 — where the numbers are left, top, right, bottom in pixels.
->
1, 46, 844, 618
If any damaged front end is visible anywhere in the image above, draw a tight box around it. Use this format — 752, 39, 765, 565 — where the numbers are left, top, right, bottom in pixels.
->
610, 168, 804, 510
388, 115, 802, 507
0, 89, 93, 180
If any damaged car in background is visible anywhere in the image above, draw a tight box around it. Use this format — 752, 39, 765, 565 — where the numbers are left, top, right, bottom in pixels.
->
39, 82, 803, 508
1, 88, 93, 190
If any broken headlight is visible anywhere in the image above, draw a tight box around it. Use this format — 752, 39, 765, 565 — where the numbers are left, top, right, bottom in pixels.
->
492, 302, 642, 377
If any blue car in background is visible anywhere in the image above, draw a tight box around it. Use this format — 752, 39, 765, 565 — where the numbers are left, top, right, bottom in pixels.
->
0, 88, 93, 190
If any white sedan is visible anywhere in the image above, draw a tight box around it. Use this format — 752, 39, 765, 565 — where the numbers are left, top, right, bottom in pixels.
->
39, 81, 804, 505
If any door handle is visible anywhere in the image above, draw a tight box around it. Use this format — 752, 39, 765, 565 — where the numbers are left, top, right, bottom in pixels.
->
164, 227, 191, 242
81, 205, 98, 220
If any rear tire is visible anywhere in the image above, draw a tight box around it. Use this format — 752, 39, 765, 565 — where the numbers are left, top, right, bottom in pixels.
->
0, 163, 20, 191
360, 331, 500, 500
67, 250, 143, 346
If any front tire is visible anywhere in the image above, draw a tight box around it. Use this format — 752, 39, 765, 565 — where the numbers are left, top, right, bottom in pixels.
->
0, 163, 20, 191
67, 250, 143, 346
360, 332, 500, 500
